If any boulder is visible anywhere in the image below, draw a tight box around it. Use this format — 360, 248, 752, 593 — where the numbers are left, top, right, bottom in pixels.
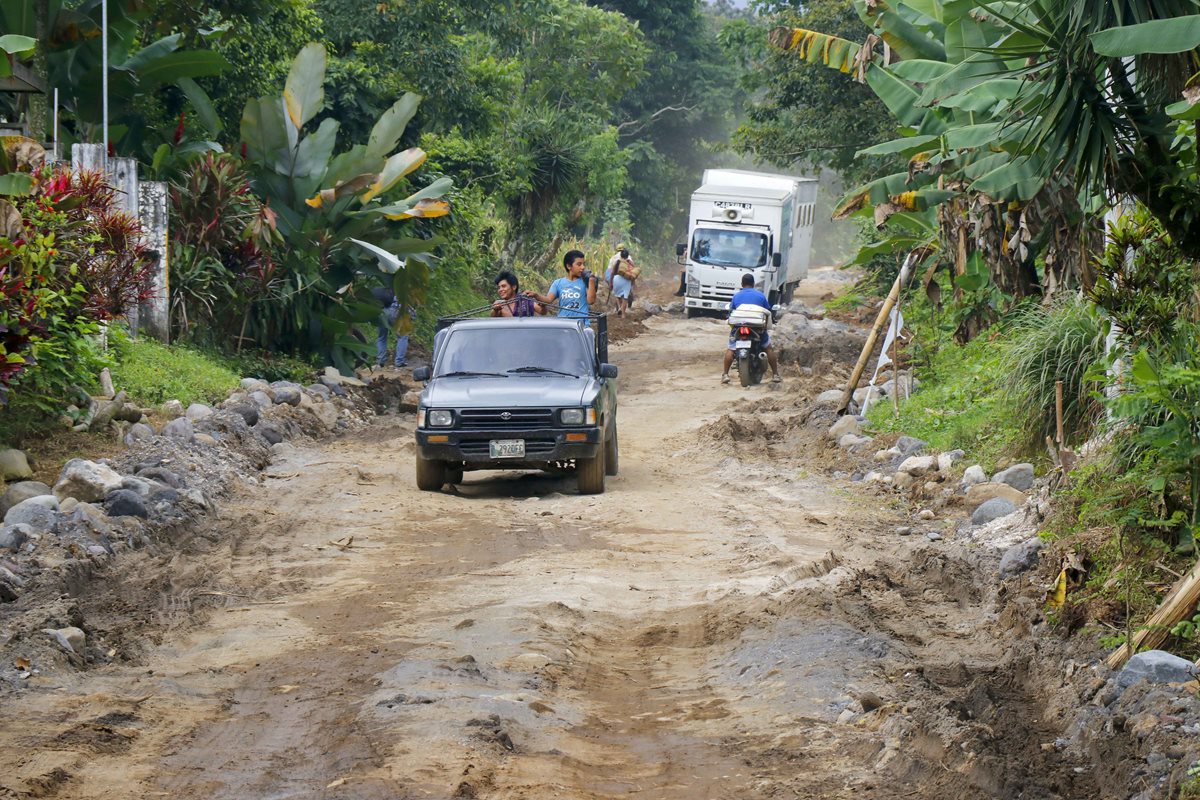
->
194, 433, 219, 447
827, 415, 861, 440
1117, 650, 1197, 688
257, 423, 285, 445
54, 459, 123, 503
892, 471, 915, 489
895, 436, 928, 456
897, 455, 937, 477
136, 467, 182, 488
998, 537, 1045, 577
937, 450, 965, 473
971, 497, 1017, 526
399, 391, 421, 412
965, 482, 1027, 509
0, 523, 31, 552
273, 385, 302, 406
302, 399, 339, 431
249, 390, 274, 409
114, 403, 143, 423
43, 626, 86, 654
162, 417, 195, 441
227, 404, 259, 427
120, 476, 162, 499
161, 399, 185, 418
814, 389, 843, 406
642, 301, 662, 315
852, 386, 883, 405
1, 481, 53, 517
873, 448, 900, 463
105, 489, 149, 519
240, 377, 270, 393
186, 403, 214, 421
59, 497, 79, 514
4, 496, 57, 529
306, 384, 332, 401
961, 465, 987, 487
994, 463, 1035, 492
0, 448, 33, 480
124, 422, 156, 446
838, 433, 873, 451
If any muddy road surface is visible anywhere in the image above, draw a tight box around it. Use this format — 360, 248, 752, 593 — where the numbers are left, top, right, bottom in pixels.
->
0, 274, 1096, 799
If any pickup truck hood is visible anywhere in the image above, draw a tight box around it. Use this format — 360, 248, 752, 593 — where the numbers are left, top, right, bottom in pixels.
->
422, 376, 596, 408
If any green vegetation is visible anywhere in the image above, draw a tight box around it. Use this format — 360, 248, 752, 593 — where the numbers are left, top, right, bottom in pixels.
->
107, 330, 240, 407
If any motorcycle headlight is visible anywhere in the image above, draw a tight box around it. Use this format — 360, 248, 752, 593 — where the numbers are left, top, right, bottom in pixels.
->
428, 409, 454, 427
560, 407, 596, 425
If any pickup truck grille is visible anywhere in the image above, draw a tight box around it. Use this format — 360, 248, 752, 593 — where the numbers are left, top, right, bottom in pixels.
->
459, 438, 557, 457
459, 408, 555, 429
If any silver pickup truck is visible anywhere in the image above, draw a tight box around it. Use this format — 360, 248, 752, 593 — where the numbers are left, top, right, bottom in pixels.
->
412, 315, 619, 494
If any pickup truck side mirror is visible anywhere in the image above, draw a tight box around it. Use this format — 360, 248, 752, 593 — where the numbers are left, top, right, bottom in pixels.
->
771, 252, 782, 268
599, 363, 619, 379
412, 366, 431, 381
675, 242, 686, 257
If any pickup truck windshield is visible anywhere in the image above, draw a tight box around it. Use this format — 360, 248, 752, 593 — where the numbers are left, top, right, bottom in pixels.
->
690, 228, 768, 268
435, 328, 592, 378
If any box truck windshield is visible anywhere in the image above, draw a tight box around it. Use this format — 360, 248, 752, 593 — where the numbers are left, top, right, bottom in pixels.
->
690, 227, 767, 268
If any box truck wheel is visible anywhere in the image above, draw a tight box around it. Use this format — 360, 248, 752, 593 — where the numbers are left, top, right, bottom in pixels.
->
685, 306, 699, 319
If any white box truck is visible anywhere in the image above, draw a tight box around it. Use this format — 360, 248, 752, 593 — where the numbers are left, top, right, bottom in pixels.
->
675, 169, 818, 317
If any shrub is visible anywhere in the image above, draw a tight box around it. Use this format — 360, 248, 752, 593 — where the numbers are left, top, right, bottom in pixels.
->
1001, 296, 1108, 452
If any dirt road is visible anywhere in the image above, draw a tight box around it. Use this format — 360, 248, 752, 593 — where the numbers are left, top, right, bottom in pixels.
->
0, 274, 1097, 799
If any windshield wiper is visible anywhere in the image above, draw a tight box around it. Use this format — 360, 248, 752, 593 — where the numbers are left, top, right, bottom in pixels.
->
437, 370, 508, 378
506, 366, 580, 378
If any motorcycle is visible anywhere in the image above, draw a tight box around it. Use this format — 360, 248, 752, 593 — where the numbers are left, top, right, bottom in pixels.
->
727, 304, 773, 387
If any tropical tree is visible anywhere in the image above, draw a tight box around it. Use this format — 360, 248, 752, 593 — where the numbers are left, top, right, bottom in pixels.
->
234, 43, 451, 370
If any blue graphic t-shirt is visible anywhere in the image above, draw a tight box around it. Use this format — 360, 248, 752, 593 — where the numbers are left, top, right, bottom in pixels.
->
730, 286, 769, 310
550, 276, 591, 320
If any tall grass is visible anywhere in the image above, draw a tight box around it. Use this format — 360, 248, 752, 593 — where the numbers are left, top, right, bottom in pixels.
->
1001, 296, 1109, 452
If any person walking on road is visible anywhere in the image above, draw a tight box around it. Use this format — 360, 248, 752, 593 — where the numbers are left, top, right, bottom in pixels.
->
526, 250, 597, 323
606, 244, 637, 317
371, 283, 414, 368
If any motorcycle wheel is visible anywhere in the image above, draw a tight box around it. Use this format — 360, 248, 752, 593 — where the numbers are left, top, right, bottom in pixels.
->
737, 354, 754, 387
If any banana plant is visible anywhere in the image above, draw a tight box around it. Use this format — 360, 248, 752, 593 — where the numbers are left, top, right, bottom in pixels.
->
236, 43, 452, 370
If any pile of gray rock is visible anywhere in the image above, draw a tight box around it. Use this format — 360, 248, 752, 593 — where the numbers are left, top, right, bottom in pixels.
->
0, 367, 372, 610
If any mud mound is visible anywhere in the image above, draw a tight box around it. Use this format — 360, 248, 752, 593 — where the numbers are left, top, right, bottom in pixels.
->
701, 414, 770, 445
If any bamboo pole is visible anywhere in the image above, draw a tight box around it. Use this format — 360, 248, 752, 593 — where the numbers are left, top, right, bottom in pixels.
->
1055, 380, 1065, 444
1106, 556, 1200, 669
837, 256, 912, 415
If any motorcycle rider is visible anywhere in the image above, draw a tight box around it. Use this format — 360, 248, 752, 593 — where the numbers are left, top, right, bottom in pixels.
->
722, 272, 782, 384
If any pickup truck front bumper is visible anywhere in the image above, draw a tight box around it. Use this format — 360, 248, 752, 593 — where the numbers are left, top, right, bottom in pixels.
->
415, 426, 603, 465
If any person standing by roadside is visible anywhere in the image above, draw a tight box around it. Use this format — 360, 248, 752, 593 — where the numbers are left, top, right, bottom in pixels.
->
491, 270, 540, 317
605, 244, 636, 317
526, 250, 597, 322
371, 283, 414, 368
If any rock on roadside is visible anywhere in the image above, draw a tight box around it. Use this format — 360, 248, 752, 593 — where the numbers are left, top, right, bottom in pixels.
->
964, 482, 1027, 509
993, 462, 1035, 492
972, 497, 1017, 526
3, 496, 59, 528
1117, 650, 1197, 689
998, 537, 1044, 577
1, 481, 53, 517
0, 449, 33, 480
54, 459, 124, 503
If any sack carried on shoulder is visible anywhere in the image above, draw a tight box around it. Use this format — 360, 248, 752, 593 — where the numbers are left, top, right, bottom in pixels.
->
617, 260, 640, 280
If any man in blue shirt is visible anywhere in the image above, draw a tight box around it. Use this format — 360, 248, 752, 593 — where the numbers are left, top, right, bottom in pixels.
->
722, 272, 782, 384
528, 249, 598, 323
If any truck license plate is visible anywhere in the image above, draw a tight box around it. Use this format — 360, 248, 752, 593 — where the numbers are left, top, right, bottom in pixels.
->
734, 340, 752, 350
489, 439, 525, 458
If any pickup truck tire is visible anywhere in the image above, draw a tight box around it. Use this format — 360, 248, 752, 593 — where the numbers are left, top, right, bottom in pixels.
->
445, 466, 464, 485
576, 447, 606, 495
415, 455, 447, 491
605, 424, 619, 476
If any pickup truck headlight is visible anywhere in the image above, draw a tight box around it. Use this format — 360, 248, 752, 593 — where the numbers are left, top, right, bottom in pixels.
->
428, 409, 454, 427
560, 407, 596, 425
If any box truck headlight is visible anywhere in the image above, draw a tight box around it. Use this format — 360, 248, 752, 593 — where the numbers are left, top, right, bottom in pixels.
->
686, 274, 700, 297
